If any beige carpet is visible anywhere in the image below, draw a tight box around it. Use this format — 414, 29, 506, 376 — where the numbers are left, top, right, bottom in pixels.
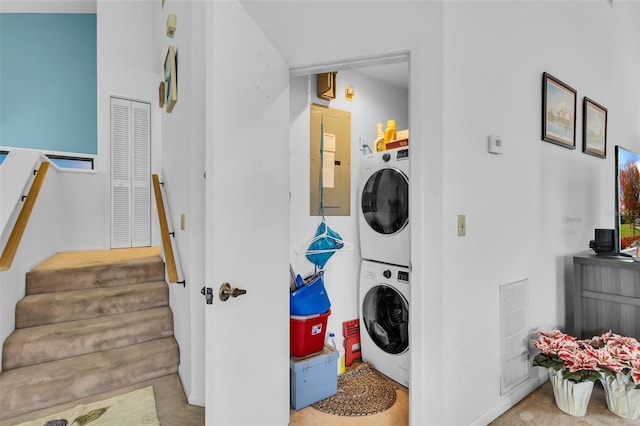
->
491, 380, 640, 425
15, 386, 159, 426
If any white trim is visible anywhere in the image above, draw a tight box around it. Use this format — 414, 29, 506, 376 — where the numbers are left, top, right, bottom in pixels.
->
470, 375, 548, 426
290, 51, 410, 77
0, 1, 96, 13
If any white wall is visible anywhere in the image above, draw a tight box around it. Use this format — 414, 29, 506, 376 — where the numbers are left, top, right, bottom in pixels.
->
96, 0, 162, 248
289, 70, 408, 342
443, 2, 640, 424
156, 0, 206, 405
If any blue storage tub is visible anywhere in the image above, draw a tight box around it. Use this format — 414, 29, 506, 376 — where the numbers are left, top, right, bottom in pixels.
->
290, 345, 338, 409
290, 272, 331, 316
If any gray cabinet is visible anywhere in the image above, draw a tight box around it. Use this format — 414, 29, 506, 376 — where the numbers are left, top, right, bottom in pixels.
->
573, 252, 640, 339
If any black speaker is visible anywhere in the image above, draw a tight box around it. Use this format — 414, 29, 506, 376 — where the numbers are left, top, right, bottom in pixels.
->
589, 229, 615, 254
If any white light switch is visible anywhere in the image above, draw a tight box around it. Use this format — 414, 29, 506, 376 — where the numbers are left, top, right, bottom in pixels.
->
488, 135, 503, 154
458, 214, 466, 237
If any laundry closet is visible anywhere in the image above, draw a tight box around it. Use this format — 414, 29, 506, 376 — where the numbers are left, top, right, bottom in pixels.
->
288, 64, 409, 388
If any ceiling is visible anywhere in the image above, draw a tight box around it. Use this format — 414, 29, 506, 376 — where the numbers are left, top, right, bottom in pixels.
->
350, 62, 409, 91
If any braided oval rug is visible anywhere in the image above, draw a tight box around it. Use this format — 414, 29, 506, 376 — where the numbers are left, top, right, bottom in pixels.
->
311, 362, 397, 416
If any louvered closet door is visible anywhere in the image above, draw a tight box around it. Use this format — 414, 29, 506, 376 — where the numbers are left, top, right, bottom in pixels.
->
131, 102, 151, 247
110, 98, 151, 248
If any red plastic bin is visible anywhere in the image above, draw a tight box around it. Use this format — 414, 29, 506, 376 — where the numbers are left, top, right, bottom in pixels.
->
290, 310, 331, 357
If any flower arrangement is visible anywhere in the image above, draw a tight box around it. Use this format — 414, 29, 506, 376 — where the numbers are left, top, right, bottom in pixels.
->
531, 329, 601, 383
532, 329, 640, 418
531, 329, 640, 386
588, 331, 640, 388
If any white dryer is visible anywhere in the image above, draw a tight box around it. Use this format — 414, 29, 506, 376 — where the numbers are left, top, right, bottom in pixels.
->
359, 147, 409, 267
359, 259, 410, 387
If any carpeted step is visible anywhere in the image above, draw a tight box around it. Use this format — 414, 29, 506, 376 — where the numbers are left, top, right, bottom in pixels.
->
3, 307, 174, 370
26, 255, 165, 295
0, 337, 179, 421
15, 281, 169, 328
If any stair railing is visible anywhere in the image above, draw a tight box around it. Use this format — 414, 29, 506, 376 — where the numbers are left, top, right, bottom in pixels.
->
0, 161, 50, 271
152, 174, 185, 286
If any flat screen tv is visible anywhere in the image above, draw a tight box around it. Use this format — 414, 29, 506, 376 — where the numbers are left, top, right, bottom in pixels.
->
615, 145, 640, 255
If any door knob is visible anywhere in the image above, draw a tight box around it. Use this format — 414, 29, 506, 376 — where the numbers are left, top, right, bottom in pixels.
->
219, 282, 247, 301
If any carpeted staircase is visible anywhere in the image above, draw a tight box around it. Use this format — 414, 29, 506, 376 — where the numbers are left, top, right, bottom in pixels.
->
0, 249, 179, 421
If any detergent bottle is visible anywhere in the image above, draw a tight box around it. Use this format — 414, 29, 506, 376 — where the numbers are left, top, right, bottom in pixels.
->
374, 122, 385, 152
384, 119, 396, 144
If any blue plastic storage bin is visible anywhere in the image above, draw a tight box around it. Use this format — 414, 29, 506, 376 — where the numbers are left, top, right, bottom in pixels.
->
290, 346, 338, 410
290, 272, 331, 315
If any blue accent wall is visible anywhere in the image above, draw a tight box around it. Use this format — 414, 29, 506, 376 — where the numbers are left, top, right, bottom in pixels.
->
0, 14, 97, 154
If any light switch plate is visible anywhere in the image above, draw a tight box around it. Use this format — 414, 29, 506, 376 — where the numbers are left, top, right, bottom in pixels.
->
458, 214, 466, 236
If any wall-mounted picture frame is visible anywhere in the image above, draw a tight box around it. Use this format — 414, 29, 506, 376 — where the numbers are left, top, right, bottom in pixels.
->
542, 72, 576, 149
583, 97, 607, 159
164, 45, 177, 113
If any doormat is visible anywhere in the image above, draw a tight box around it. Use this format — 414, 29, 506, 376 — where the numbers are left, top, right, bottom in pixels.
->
16, 386, 159, 426
311, 362, 397, 416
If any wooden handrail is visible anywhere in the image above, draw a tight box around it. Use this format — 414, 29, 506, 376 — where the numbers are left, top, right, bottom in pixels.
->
0, 162, 50, 271
152, 174, 179, 283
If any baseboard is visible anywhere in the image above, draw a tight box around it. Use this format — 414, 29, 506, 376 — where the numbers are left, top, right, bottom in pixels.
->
469, 373, 547, 426
178, 366, 205, 407
188, 392, 205, 407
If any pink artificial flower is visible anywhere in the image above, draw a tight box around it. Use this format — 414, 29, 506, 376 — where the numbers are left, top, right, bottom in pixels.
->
599, 331, 614, 342
631, 358, 640, 385
532, 332, 578, 355
607, 344, 635, 365
607, 333, 640, 351
558, 347, 598, 373
585, 345, 625, 373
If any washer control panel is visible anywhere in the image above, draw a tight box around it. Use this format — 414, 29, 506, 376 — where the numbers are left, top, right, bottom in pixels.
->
396, 148, 409, 160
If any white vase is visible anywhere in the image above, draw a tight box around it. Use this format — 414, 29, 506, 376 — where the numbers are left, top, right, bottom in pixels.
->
548, 369, 594, 417
600, 373, 640, 420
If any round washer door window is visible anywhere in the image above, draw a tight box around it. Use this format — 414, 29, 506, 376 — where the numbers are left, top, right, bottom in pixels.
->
361, 168, 409, 235
361, 284, 409, 354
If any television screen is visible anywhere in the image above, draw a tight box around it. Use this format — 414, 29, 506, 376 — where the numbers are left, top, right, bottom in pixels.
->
616, 145, 640, 254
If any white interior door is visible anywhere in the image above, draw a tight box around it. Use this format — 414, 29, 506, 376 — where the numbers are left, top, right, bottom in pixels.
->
204, 1, 290, 425
110, 97, 151, 248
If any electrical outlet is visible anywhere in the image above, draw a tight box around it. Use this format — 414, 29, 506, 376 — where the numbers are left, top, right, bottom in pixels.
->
180, 213, 185, 230
458, 214, 466, 236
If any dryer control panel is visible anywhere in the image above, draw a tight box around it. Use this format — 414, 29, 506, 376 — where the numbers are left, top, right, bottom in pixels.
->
398, 270, 409, 282
396, 148, 409, 160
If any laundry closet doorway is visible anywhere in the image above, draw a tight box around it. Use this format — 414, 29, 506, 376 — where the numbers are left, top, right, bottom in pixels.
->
109, 97, 151, 248
288, 53, 410, 420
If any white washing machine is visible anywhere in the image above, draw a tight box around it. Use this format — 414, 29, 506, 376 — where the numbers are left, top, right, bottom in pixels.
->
359, 259, 410, 387
359, 147, 409, 267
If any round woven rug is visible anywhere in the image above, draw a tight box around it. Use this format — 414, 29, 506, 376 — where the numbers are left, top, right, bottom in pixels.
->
311, 362, 397, 416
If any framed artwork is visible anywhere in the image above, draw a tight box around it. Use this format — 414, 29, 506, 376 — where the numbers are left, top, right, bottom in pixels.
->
164, 45, 177, 113
542, 72, 576, 149
583, 97, 607, 159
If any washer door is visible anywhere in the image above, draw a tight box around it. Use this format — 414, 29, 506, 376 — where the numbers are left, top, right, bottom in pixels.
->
361, 168, 409, 235
362, 284, 409, 354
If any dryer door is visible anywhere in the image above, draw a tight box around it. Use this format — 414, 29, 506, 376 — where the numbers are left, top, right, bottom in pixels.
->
361, 168, 409, 235
362, 284, 409, 354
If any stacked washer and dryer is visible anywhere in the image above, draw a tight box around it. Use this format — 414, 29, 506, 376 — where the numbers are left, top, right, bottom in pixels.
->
358, 147, 410, 387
